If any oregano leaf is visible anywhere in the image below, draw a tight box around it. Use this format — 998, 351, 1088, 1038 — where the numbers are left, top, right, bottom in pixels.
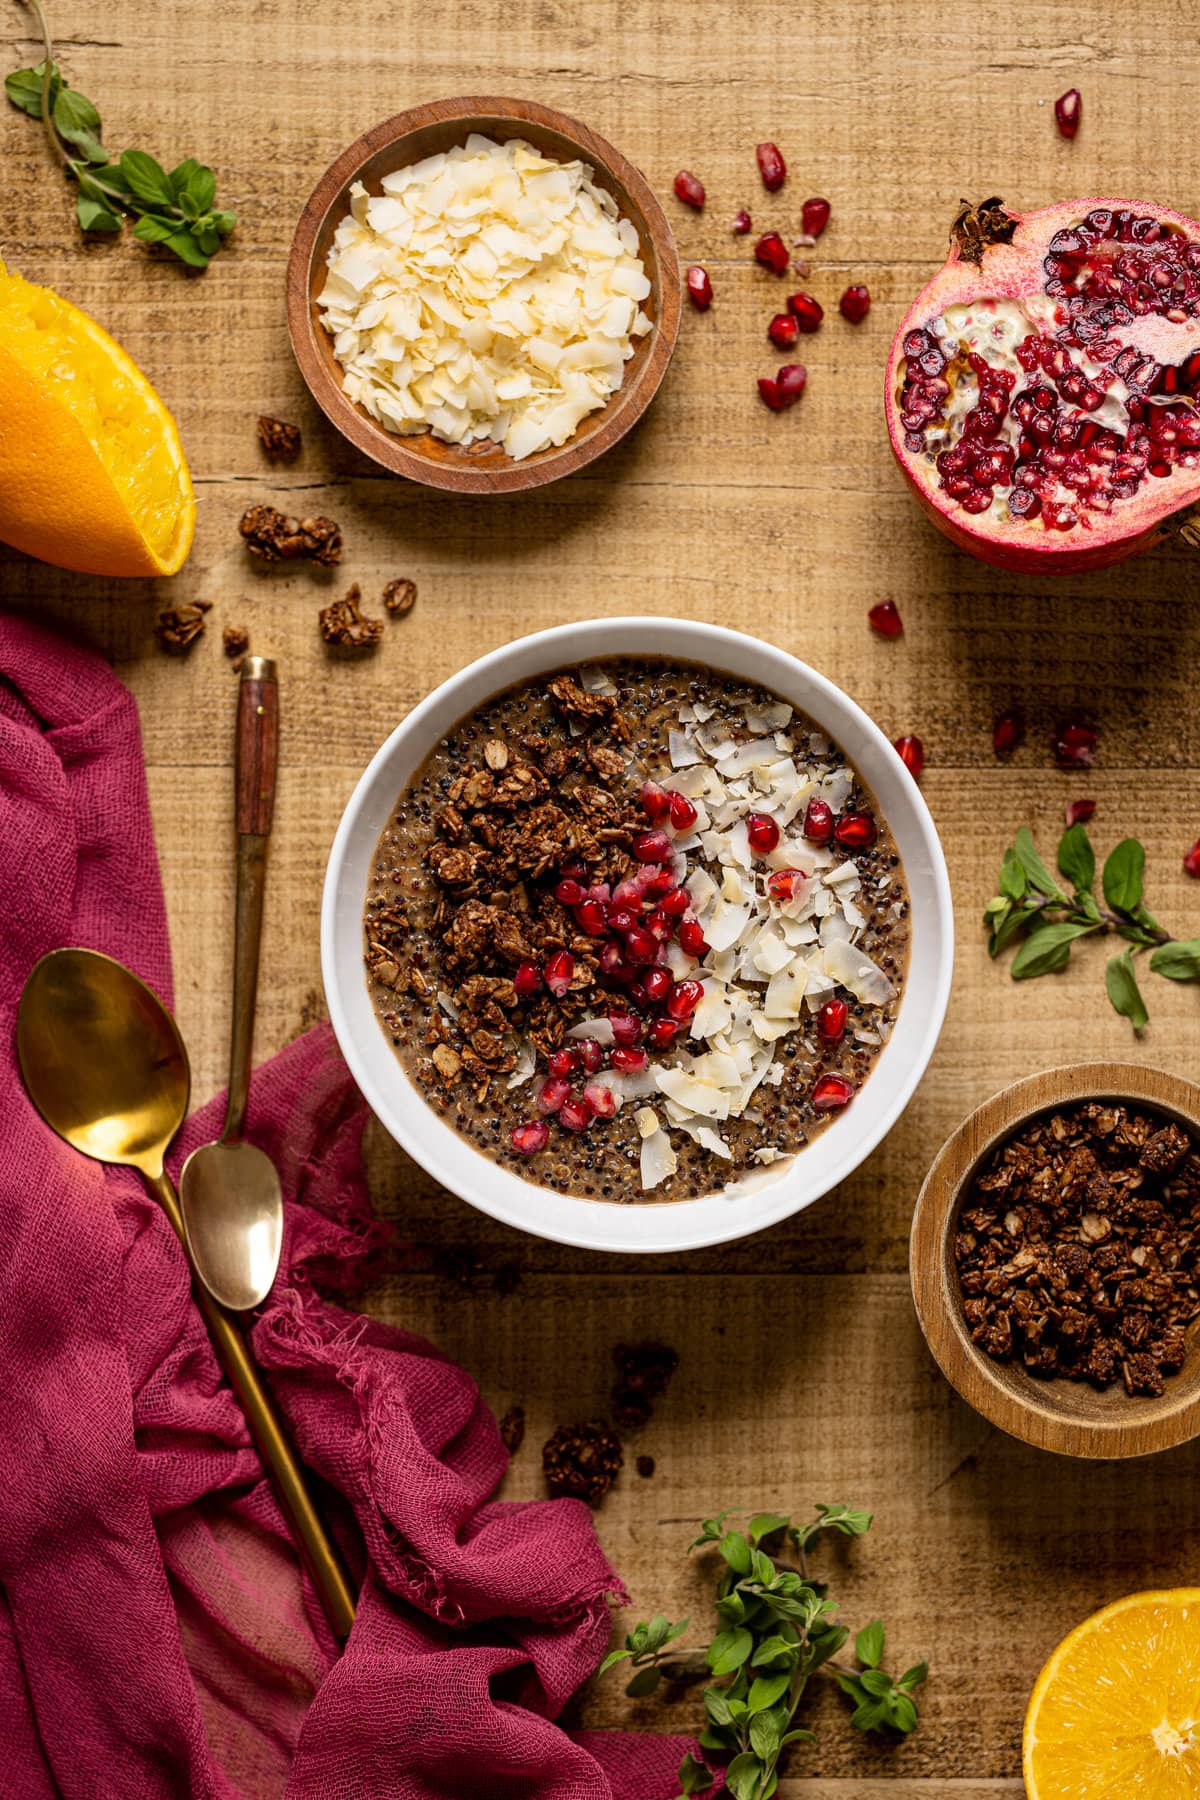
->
1105, 949, 1149, 1029
1009, 919, 1096, 979
855, 1620, 885, 1668
1013, 827, 1066, 900
1149, 939, 1200, 982
1102, 838, 1146, 913
1057, 823, 1095, 893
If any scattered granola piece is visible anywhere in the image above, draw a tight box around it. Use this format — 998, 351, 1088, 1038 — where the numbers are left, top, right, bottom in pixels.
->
612, 1343, 679, 1431
223, 623, 250, 659
383, 577, 417, 617
154, 601, 211, 653
240, 504, 342, 565
636, 1454, 656, 1478
256, 416, 302, 461
542, 1420, 623, 1506
499, 1405, 526, 1455
319, 583, 384, 650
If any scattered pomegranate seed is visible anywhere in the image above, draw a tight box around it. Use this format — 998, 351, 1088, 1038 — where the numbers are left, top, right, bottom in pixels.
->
758, 376, 786, 411
660, 885, 690, 916
558, 1096, 594, 1132
756, 142, 787, 191
554, 877, 585, 905
776, 363, 807, 402
643, 967, 674, 1004
894, 734, 925, 777
646, 1017, 680, 1050
575, 899, 608, 935
537, 1077, 571, 1115
611, 1046, 649, 1073
817, 997, 848, 1043
544, 950, 574, 998
547, 1047, 580, 1078
686, 264, 713, 310
992, 710, 1025, 757
513, 960, 542, 996
747, 812, 781, 854
868, 599, 903, 638
678, 918, 710, 958
812, 1073, 855, 1112
1054, 88, 1082, 139
668, 790, 698, 829
803, 798, 834, 843
1185, 840, 1200, 878
731, 208, 752, 234
1053, 722, 1097, 767
610, 1012, 643, 1046
801, 196, 831, 238
834, 811, 878, 849
641, 780, 671, 821
510, 1120, 549, 1155
674, 170, 705, 209
633, 829, 673, 862
769, 311, 800, 350
755, 231, 790, 274
667, 978, 705, 1021
583, 1082, 618, 1118
578, 1038, 604, 1073
1064, 798, 1097, 826
767, 868, 806, 900
787, 291, 824, 332
839, 283, 871, 322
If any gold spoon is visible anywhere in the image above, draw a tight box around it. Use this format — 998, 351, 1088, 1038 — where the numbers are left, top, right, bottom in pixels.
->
17, 947, 357, 1639
181, 656, 283, 1312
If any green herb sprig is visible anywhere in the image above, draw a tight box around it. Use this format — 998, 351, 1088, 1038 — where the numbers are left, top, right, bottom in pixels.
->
985, 824, 1200, 1029
6, 0, 235, 268
600, 1505, 927, 1799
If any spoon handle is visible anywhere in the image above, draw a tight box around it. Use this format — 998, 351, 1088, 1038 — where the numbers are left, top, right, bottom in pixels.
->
150, 1166, 357, 1638
225, 657, 279, 1143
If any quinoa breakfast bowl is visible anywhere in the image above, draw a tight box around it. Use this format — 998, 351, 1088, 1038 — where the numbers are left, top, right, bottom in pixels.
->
321, 620, 954, 1252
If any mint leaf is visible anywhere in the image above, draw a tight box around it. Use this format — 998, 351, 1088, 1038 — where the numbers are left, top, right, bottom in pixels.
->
677, 1751, 714, 1795
119, 148, 176, 208
76, 192, 120, 231
1057, 823, 1095, 893
708, 1627, 753, 1676
748, 1672, 790, 1713
597, 1647, 632, 1675
1010, 919, 1096, 979
163, 229, 211, 268
899, 1660, 929, 1690
747, 1512, 789, 1545
1150, 939, 1200, 982
1102, 838, 1146, 913
52, 83, 101, 152
169, 156, 216, 211
890, 1691, 919, 1733
1105, 948, 1148, 1029
5, 61, 60, 118
1013, 826, 1066, 900
855, 1620, 885, 1668
625, 1664, 662, 1698
998, 847, 1028, 900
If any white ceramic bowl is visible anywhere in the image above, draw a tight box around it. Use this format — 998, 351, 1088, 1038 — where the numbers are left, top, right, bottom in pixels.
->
322, 619, 954, 1253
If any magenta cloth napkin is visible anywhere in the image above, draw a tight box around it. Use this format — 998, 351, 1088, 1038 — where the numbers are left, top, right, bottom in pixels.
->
0, 613, 703, 1800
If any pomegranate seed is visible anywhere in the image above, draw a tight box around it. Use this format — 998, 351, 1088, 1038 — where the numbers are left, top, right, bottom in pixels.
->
1053, 722, 1097, 767
547, 1047, 580, 1077
801, 196, 830, 238
758, 376, 787, 411
834, 811, 878, 850
1185, 840, 1200, 878
667, 789, 698, 829
769, 311, 800, 350
609, 1012, 643, 1046
787, 291, 824, 332
544, 950, 574, 998
812, 1073, 855, 1112
643, 967, 673, 1003
583, 1082, 618, 1118
817, 997, 848, 1043
756, 141, 787, 192
731, 209, 752, 234
1055, 88, 1082, 140
686, 265, 713, 310
641, 780, 671, 821
509, 1119, 549, 1155
537, 1077, 571, 1115
558, 1097, 594, 1133
627, 980, 648, 1008
513, 961, 542, 997
839, 284, 870, 323
612, 1046, 649, 1073
660, 885, 690, 916
803, 798, 834, 843
678, 918, 710, 958
894, 734, 925, 777
992, 711, 1025, 757
554, 877, 585, 905
577, 1038, 604, 1073
598, 941, 628, 979
609, 905, 639, 936
674, 170, 705, 209
646, 908, 673, 940
647, 1017, 680, 1050
560, 858, 587, 883
868, 599, 904, 638
643, 867, 677, 897
575, 899, 608, 935
767, 868, 806, 901
633, 829, 672, 862
667, 979, 705, 1021
755, 231, 790, 275
1064, 798, 1096, 826
747, 812, 781, 854
776, 363, 807, 402
626, 925, 659, 964
613, 877, 644, 908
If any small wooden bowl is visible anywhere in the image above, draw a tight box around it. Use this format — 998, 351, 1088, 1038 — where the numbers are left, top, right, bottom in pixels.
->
286, 97, 681, 494
911, 1063, 1200, 1459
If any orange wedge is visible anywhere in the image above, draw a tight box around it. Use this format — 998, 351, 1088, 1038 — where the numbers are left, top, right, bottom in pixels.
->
1024, 1589, 1200, 1797
0, 261, 195, 576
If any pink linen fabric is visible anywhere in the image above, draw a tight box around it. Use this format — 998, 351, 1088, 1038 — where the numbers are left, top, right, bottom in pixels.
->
0, 613, 704, 1800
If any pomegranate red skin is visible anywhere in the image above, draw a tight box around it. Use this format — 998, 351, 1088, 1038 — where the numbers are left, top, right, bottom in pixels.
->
885, 197, 1200, 574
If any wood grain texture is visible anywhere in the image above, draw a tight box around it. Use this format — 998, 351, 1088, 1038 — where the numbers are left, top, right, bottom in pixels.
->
4, 0, 1200, 1786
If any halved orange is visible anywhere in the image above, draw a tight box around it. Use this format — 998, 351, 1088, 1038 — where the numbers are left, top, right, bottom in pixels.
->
0, 261, 195, 576
1024, 1589, 1200, 1797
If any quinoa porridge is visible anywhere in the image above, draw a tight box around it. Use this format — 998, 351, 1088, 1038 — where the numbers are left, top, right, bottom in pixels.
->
362, 659, 910, 1202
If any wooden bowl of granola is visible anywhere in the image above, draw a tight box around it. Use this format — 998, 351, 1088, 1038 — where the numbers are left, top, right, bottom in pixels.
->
911, 1064, 1200, 1459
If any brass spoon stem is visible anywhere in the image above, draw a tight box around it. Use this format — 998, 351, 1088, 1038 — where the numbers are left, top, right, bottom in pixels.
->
224, 657, 278, 1143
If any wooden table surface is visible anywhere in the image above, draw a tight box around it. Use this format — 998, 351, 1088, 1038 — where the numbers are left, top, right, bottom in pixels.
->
6, 0, 1200, 1790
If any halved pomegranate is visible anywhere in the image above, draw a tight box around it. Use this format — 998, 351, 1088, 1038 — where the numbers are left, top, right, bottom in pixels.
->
885, 197, 1200, 573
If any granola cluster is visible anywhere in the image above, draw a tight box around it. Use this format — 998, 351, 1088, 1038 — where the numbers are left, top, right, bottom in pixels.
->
955, 1102, 1200, 1397
239, 504, 342, 565
319, 584, 384, 649
256, 415, 303, 462
542, 1420, 623, 1505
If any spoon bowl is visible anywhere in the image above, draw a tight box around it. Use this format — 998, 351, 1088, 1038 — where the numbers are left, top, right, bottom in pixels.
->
180, 1141, 283, 1310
